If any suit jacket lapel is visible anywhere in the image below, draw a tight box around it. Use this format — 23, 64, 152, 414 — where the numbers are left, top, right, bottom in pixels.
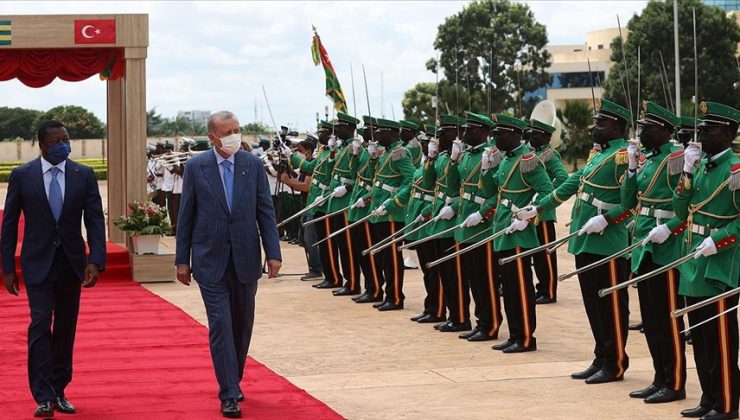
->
202, 151, 230, 213
29, 158, 55, 222
60, 160, 81, 220
231, 151, 252, 213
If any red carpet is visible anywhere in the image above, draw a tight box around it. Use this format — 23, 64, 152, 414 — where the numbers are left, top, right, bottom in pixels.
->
0, 214, 342, 419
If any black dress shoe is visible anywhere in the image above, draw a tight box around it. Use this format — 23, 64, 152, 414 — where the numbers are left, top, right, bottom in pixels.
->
701, 410, 739, 420
333, 286, 361, 296
417, 314, 445, 323
644, 387, 685, 404
681, 405, 712, 418
628, 322, 644, 331
314, 281, 342, 289
492, 339, 515, 351
372, 301, 385, 308
467, 330, 498, 342
34, 402, 53, 418
536, 295, 556, 304
355, 294, 383, 303
437, 321, 471, 332
459, 326, 480, 339
434, 321, 452, 330
585, 369, 623, 384
502, 341, 537, 353
571, 364, 600, 379
236, 391, 244, 402
301, 271, 324, 281
629, 384, 660, 399
352, 292, 369, 301
221, 399, 241, 418
55, 396, 76, 413
410, 313, 427, 321
377, 301, 404, 311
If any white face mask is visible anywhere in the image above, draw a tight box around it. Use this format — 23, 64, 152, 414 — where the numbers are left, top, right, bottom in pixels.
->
218, 133, 241, 156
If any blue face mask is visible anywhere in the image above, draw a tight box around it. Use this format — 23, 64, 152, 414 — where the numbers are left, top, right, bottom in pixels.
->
47, 142, 71, 164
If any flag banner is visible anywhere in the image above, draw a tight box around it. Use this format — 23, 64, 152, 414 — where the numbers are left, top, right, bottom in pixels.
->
311, 29, 347, 113
0, 20, 11, 46
74, 19, 116, 44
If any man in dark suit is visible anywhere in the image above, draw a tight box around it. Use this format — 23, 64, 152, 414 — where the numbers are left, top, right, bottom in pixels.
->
175, 111, 282, 418
1, 120, 106, 418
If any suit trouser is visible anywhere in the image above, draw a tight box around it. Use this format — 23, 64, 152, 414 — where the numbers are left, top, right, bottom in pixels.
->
575, 253, 629, 376
436, 238, 469, 324
413, 241, 445, 318
686, 293, 740, 414
498, 247, 537, 347
197, 256, 258, 401
314, 212, 341, 285
330, 212, 360, 291
533, 220, 558, 300
166, 191, 180, 230
351, 221, 384, 298
371, 221, 405, 305
463, 241, 502, 337
26, 248, 81, 403
635, 255, 686, 391
300, 213, 323, 274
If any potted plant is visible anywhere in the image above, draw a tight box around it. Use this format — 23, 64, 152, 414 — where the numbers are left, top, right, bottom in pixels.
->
113, 200, 172, 255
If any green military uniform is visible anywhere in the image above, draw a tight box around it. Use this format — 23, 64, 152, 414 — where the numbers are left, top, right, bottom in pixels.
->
368, 118, 415, 308
538, 99, 632, 378
618, 101, 687, 396
672, 101, 740, 415
400, 120, 423, 168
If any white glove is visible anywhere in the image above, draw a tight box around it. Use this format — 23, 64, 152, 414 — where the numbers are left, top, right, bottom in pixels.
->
642, 224, 671, 246
336, 139, 343, 149
368, 141, 378, 156
328, 136, 337, 149
481, 147, 492, 170
450, 140, 462, 161
505, 218, 529, 234
516, 206, 538, 221
578, 215, 609, 236
351, 197, 366, 209
351, 139, 362, 155
312, 147, 319, 159
312, 195, 325, 206
281, 144, 292, 158
684, 143, 702, 172
407, 138, 420, 148
332, 185, 347, 198
414, 213, 427, 223
464, 211, 484, 228
428, 140, 439, 158
694, 237, 718, 259
627, 141, 640, 171
373, 205, 388, 217
438, 205, 455, 220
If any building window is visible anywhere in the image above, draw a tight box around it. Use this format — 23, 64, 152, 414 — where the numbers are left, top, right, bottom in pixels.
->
547, 71, 606, 89
597, 44, 604, 50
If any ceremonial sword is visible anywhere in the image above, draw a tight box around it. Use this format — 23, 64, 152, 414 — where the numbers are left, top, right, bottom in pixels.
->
558, 241, 644, 282
366, 216, 438, 255
277, 193, 331, 228
362, 218, 421, 256
302, 202, 356, 227
598, 252, 696, 298
426, 229, 507, 269
672, 286, 740, 319
399, 221, 465, 251
312, 211, 376, 247
498, 231, 579, 265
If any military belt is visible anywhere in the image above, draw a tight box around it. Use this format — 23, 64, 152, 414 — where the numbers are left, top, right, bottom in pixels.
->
499, 198, 520, 212
311, 179, 330, 191
413, 192, 434, 202
374, 181, 398, 193
690, 224, 718, 237
639, 206, 675, 221
333, 174, 355, 185
578, 192, 618, 213
445, 196, 460, 205
462, 192, 485, 205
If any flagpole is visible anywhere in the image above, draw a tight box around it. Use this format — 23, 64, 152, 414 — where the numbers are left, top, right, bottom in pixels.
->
674, 0, 681, 116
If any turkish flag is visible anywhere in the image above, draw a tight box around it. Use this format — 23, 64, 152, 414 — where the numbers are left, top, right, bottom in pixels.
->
74, 19, 116, 44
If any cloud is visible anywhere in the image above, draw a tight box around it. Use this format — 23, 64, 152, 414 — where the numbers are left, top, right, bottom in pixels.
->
0, 1, 647, 132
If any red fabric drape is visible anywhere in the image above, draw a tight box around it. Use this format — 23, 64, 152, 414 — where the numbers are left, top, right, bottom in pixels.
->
0, 48, 124, 88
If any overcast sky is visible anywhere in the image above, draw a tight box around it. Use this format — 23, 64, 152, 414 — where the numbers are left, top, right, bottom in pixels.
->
1, 1, 647, 132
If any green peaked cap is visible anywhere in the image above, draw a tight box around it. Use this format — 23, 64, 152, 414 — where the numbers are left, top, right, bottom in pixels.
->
318, 120, 333, 130
439, 115, 466, 127
362, 116, 377, 126
423, 124, 436, 136
399, 120, 420, 131
638, 100, 680, 129
356, 128, 366, 138
491, 113, 528, 132
337, 111, 360, 125
376, 118, 400, 129
528, 118, 556, 134
464, 111, 495, 128
699, 101, 740, 126
679, 115, 699, 128
594, 98, 632, 128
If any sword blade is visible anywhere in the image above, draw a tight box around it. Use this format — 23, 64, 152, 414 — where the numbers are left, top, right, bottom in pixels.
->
598, 252, 695, 298
558, 241, 643, 282
426, 229, 505, 269
302, 203, 352, 227
399, 220, 462, 251
499, 231, 579, 265
277, 193, 330, 228
682, 302, 740, 334
672, 286, 740, 318
312, 212, 373, 247
363, 218, 422, 256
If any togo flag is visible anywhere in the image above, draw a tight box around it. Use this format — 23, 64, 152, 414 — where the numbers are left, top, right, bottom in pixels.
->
0, 20, 11, 46
310, 27, 347, 113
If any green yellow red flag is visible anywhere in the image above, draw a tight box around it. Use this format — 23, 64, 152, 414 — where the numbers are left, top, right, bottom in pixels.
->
310, 27, 347, 113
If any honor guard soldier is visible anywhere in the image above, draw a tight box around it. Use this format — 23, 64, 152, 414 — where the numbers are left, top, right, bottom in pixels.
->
522, 99, 632, 381
525, 119, 568, 304
479, 114, 553, 353
447, 111, 503, 342
673, 102, 740, 420
367, 118, 415, 311
400, 120, 423, 167
619, 101, 687, 403
422, 115, 471, 333
284, 120, 338, 289
401, 124, 446, 323
350, 120, 387, 304
326, 112, 362, 296
677, 116, 699, 148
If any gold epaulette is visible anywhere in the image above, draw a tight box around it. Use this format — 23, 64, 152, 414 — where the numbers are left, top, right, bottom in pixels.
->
520, 153, 538, 173
730, 163, 740, 191
489, 148, 503, 169
539, 148, 554, 164
614, 147, 629, 166
391, 147, 407, 161
668, 150, 685, 176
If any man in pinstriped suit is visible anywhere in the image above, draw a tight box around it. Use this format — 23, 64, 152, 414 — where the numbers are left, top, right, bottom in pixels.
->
175, 111, 282, 418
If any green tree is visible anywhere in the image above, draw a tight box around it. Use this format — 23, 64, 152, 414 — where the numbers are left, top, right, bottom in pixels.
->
0, 107, 42, 141
401, 80, 468, 124
411, 0, 550, 119
604, 0, 740, 120
558, 100, 593, 171
242, 122, 269, 135
34, 105, 105, 139
147, 107, 167, 136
